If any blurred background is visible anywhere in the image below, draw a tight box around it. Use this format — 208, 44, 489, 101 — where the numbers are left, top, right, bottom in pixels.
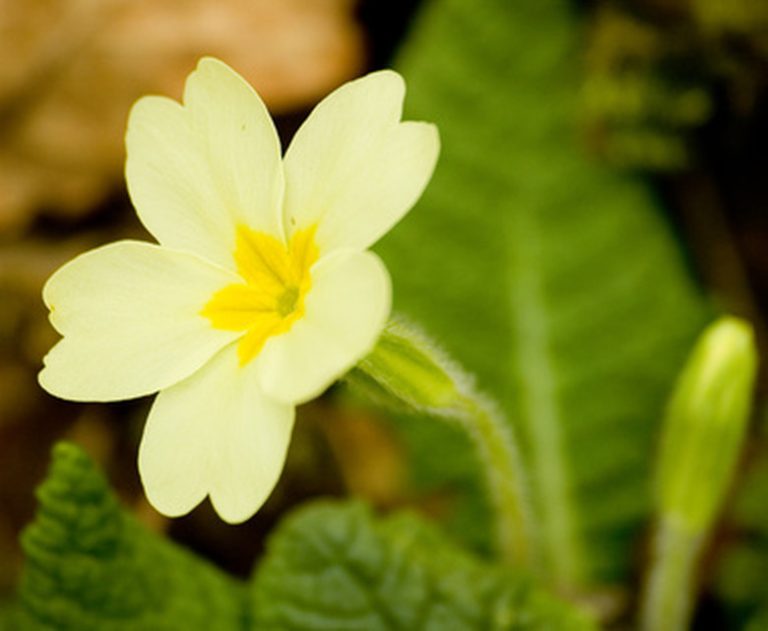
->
0, 0, 767, 625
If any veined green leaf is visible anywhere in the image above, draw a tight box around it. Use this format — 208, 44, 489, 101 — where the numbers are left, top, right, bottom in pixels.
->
250, 500, 597, 630
380, 0, 708, 586
16, 443, 246, 631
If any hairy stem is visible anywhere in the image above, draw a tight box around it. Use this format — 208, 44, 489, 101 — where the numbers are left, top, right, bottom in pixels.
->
458, 394, 535, 567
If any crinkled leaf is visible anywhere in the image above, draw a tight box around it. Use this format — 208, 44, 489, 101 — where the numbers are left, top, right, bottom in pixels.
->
250, 500, 597, 630
16, 442, 246, 631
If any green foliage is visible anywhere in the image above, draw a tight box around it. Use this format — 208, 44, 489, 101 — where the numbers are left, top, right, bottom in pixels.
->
11, 444, 597, 631
692, 0, 768, 35
16, 443, 247, 631
382, 0, 708, 586
581, 73, 709, 171
581, 8, 711, 171
581, 0, 768, 172
250, 500, 596, 631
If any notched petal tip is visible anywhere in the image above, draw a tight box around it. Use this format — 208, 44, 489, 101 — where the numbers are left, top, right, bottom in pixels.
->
300, 67, 407, 133
138, 346, 294, 525
196, 55, 223, 70
399, 119, 441, 180
209, 493, 263, 525
420, 121, 441, 150
36, 362, 62, 400
142, 493, 198, 520
138, 443, 209, 520
183, 56, 265, 109
125, 95, 183, 140
35, 242, 242, 402
194, 56, 238, 77
361, 68, 406, 93
143, 486, 262, 524
36, 364, 56, 396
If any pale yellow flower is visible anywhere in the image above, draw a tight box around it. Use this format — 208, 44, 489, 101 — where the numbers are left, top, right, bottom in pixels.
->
38, 58, 439, 523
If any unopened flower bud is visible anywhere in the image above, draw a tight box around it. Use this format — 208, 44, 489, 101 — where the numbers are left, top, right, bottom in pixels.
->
349, 318, 467, 414
657, 316, 758, 533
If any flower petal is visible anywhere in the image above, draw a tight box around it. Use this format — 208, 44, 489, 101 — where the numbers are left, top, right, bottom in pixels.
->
282, 70, 440, 253
126, 57, 284, 269
39, 241, 241, 402
138, 345, 295, 523
256, 250, 391, 404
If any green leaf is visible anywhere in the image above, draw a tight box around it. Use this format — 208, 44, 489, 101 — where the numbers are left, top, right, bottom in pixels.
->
382, 0, 709, 586
17, 442, 246, 631
250, 500, 597, 630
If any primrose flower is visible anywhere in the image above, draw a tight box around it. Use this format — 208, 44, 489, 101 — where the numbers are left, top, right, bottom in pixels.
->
39, 58, 439, 523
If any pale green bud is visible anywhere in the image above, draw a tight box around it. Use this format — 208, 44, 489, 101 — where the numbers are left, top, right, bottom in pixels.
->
348, 317, 467, 414
657, 316, 758, 533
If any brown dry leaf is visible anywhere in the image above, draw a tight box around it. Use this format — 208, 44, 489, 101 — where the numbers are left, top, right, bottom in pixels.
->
320, 403, 407, 507
0, 0, 364, 233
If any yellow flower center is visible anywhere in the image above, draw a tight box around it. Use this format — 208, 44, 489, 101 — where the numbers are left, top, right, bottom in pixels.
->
202, 225, 319, 365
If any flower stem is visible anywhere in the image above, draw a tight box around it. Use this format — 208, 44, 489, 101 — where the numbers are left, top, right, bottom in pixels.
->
640, 518, 704, 631
458, 394, 534, 567
348, 319, 535, 567
640, 317, 758, 631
